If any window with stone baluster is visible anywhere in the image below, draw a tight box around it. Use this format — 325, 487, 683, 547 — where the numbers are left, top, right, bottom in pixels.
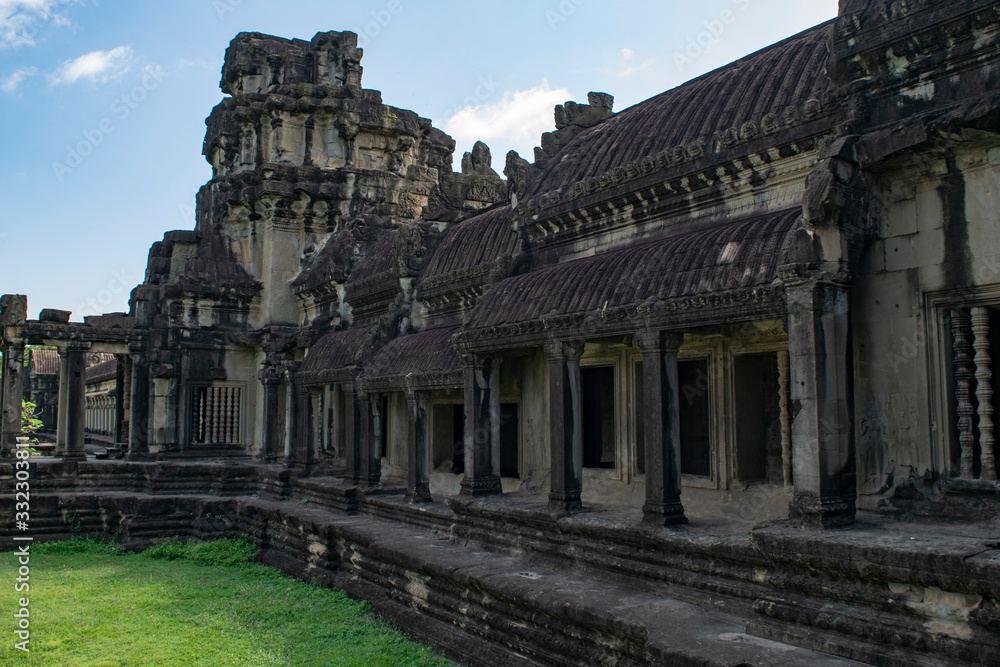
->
190, 384, 243, 445
932, 299, 1000, 483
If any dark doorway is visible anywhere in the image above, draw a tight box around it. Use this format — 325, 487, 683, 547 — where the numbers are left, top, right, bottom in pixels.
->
734, 352, 781, 483
500, 403, 519, 478
678, 359, 711, 477
582, 366, 616, 469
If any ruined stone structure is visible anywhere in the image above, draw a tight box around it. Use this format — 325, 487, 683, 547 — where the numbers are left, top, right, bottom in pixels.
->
4, 1, 1000, 664
25, 348, 58, 431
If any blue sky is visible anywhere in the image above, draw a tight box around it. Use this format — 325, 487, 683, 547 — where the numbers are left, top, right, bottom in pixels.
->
0, 0, 839, 321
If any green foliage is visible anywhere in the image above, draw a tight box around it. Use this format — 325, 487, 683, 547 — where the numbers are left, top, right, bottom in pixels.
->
35, 536, 122, 556
0, 537, 450, 666
142, 536, 256, 567
21, 397, 42, 441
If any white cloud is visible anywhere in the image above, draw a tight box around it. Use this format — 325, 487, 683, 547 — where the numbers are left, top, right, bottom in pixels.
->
50, 45, 133, 85
1, 65, 36, 93
620, 48, 633, 61
0, 0, 72, 49
617, 55, 660, 78
443, 79, 572, 165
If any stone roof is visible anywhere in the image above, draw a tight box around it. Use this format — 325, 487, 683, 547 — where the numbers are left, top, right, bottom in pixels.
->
364, 326, 461, 389
465, 208, 800, 333
526, 21, 836, 199
297, 326, 379, 383
85, 358, 118, 384
418, 205, 519, 287
29, 348, 58, 375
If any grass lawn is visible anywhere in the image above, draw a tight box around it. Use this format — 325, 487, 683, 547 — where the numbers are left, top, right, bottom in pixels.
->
0, 537, 453, 667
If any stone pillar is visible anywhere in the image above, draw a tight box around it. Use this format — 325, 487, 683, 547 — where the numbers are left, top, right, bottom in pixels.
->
281, 361, 300, 464
258, 365, 282, 462
344, 385, 379, 487
128, 340, 151, 460
56, 348, 69, 454
1, 340, 25, 457
635, 331, 688, 527
114, 354, 126, 444
782, 269, 856, 528
290, 383, 317, 475
545, 341, 584, 512
405, 389, 432, 503
64, 343, 89, 462
460, 354, 502, 497
344, 384, 361, 482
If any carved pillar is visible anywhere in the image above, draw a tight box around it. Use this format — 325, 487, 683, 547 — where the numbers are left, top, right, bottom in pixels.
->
782, 269, 856, 527
64, 343, 89, 462
635, 331, 688, 526
545, 341, 584, 512
360, 392, 380, 486
344, 385, 378, 487
127, 340, 151, 460
282, 361, 300, 464
405, 389, 432, 503
343, 384, 361, 482
56, 347, 69, 454
258, 366, 281, 462
1, 340, 25, 456
972, 307, 995, 480
460, 354, 502, 497
777, 350, 793, 488
113, 354, 126, 444
952, 309, 975, 479
307, 386, 323, 472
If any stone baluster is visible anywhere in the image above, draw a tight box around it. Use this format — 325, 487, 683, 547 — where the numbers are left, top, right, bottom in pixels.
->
972, 307, 996, 480
778, 350, 793, 488
952, 309, 975, 479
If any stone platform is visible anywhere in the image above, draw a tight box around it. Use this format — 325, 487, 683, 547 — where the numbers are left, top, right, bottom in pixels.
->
3, 459, 999, 666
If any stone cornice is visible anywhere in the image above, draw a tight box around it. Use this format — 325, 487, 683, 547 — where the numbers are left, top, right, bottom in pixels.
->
455, 285, 786, 354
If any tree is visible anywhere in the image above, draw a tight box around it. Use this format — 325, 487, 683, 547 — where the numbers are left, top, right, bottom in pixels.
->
21, 397, 42, 443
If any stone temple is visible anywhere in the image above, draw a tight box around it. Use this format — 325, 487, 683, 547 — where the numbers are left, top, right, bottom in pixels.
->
3, 1, 1000, 664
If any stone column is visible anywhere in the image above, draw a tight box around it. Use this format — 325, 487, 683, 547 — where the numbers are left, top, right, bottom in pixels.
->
360, 391, 380, 486
128, 340, 151, 460
460, 354, 502, 497
344, 385, 379, 487
635, 331, 688, 526
64, 343, 89, 462
1, 340, 25, 457
281, 361, 300, 464
114, 354, 126, 444
405, 389, 432, 503
545, 341, 584, 512
782, 269, 856, 528
258, 365, 282, 462
56, 347, 69, 454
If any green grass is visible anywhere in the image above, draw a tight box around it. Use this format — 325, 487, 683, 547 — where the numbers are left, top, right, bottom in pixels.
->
0, 537, 452, 666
